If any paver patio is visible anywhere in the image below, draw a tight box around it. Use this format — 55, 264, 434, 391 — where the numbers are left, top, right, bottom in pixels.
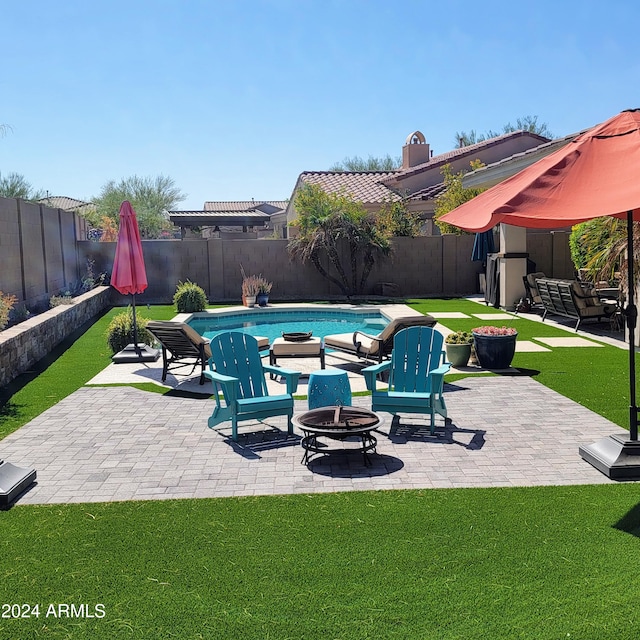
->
1, 375, 624, 505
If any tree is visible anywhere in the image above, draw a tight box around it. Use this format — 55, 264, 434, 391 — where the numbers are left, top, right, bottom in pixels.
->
288, 184, 391, 297
329, 154, 401, 171
455, 115, 553, 148
0, 172, 44, 200
91, 175, 186, 239
569, 217, 628, 283
376, 196, 422, 237
433, 161, 486, 234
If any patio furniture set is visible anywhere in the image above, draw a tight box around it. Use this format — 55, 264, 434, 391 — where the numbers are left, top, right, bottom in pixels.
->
523, 275, 622, 331
146, 316, 448, 466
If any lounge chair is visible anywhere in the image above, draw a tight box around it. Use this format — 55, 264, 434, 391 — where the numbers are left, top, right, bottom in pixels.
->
323, 314, 437, 363
146, 321, 214, 385
205, 332, 300, 441
362, 326, 450, 434
147, 321, 269, 385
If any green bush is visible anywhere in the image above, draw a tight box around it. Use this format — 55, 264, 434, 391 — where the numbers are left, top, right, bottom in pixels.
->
0, 290, 17, 330
50, 292, 74, 307
173, 280, 207, 313
105, 309, 154, 353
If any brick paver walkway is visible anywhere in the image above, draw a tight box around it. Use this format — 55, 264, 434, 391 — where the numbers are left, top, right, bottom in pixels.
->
1, 376, 623, 505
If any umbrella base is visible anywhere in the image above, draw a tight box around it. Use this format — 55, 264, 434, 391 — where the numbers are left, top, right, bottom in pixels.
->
112, 343, 160, 363
579, 434, 640, 479
0, 460, 37, 507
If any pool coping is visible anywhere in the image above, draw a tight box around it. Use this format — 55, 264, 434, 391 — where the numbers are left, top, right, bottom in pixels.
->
174, 302, 424, 325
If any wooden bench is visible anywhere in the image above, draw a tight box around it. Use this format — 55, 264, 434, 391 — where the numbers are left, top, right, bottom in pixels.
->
535, 278, 615, 331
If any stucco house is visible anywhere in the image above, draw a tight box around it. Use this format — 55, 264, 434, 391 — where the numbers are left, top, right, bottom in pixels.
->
285, 129, 550, 237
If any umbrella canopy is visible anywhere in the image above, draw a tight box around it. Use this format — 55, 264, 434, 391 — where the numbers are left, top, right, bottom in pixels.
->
441, 109, 640, 477
471, 230, 496, 262
111, 201, 148, 295
441, 109, 640, 233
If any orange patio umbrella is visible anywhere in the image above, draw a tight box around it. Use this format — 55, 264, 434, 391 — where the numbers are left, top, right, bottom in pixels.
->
441, 109, 640, 478
111, 201, 158, 363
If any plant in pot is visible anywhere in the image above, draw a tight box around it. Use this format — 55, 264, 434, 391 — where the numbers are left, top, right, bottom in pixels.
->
445, 330, 474, 367
255, 275, 273, 307
472, 326, 518, 369
241, 274, 260, 307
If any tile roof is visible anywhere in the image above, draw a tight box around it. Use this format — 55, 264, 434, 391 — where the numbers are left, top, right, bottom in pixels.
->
168, 210, 270, 227
462, 130, 583, 180
203, 200, 287, 212
409, 182, 448, 200
383, 131, 550, 183
37, 196, 96, 212
298, 171, 402, 203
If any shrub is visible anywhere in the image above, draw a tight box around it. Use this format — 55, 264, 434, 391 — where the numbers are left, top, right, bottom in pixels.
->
0, 291, 17, 330
106, 309, 154, 353
241, 275, 261, 297
173, 280, 207, 313
445, 330, 474, 344
255, 275, 272, 295
50, 292, 74, 307
9, 303, 30, 326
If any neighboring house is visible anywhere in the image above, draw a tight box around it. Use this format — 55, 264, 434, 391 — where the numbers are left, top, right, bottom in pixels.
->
169, 200, 288, 239
457, 129, 585, 309
37, 195, 97, 217
285, 130, 550, 236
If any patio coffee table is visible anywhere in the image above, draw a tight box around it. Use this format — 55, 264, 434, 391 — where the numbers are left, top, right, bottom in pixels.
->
269, 337, 325, 370
293, 406, 381, 466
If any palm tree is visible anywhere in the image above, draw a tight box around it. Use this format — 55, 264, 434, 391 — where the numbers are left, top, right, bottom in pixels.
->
288, 184, 391, 297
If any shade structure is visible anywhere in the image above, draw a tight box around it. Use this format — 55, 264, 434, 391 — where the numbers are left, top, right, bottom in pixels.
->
441, 109, 640, 478
111, 201, 159, 363
471, 230, 496, 262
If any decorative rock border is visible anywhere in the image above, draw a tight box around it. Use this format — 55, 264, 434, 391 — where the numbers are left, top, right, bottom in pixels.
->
0, 286, 113, 389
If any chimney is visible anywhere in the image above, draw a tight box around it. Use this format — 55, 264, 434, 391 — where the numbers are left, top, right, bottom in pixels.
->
402, 131, 430, 169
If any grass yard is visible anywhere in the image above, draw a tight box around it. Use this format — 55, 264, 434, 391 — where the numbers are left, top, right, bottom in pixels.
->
2, 486, 640, 639
2, 299, 640, 638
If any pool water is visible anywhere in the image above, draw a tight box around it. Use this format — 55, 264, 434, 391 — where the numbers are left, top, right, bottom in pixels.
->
188, 309, 389, 344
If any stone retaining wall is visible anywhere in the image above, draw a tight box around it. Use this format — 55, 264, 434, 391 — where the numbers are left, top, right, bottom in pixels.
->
0, 286, 112, 389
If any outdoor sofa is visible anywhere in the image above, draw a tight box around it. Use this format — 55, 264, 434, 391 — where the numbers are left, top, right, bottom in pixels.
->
535, 277, 616, 331
323, 314, 437, 363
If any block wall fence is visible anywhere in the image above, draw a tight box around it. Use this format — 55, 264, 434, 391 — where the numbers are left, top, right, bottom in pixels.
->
0, 194, 574, 309
0, 196, 89, 311
79, 233, 574, 307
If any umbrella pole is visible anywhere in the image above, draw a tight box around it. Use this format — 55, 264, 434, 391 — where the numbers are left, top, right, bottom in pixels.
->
132, 294, 141, 357
627, 211, 639, 440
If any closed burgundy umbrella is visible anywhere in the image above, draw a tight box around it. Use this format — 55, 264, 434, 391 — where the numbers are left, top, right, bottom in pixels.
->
441, 109, 640, 478
111, 201, 158, 363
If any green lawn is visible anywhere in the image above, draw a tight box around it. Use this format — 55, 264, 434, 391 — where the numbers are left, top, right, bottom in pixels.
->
1, 300, 639, 639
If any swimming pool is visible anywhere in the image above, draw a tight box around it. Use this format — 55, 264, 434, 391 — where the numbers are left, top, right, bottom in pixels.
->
187, 307, 389, 344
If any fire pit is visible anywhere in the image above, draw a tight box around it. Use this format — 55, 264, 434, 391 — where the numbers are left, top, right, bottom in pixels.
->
293, 406, 382, 466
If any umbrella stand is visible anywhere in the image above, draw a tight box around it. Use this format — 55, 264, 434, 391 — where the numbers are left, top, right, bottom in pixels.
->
579, 210, 640, 478
111, 294, 159, 363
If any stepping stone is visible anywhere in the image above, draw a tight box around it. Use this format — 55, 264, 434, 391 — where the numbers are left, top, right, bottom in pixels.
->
515, 340, 551, 352
428, 312, 470, 318
472, 313, 519, 321
534, 337, 604, 348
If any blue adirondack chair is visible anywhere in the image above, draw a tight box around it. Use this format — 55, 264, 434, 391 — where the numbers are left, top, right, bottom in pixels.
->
361, 326, 451, 434
204, 332, 301, 441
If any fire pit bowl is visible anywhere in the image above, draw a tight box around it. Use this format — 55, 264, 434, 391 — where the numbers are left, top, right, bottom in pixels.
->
293, 406, 382, 466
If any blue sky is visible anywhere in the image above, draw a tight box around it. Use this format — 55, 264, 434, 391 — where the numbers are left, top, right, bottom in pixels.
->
2, 0, 640, 210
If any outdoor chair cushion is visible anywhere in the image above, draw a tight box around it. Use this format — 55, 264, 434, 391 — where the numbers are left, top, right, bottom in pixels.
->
324, 314, 437, 363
